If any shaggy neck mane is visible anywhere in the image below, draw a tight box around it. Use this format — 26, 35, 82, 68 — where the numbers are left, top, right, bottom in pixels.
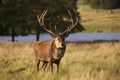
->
50, 40, 56, 54
50, 40, 61, 61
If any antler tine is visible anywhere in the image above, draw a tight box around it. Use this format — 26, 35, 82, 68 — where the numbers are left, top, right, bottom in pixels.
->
37, 9, 57, 36
67, 9, 74, 26
68, 9, 78, 31
72, 8, 79, 27
63, 9, 78, 34
37, 9, 48, 26
41, 9, 48, 25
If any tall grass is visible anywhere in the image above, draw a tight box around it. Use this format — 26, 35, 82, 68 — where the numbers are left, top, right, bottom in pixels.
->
0, 42, 120, 80
79, 9, 120, 32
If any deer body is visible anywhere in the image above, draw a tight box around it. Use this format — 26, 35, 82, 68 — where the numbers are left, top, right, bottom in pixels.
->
34, 9, 78, 74
34, 40, 66, 62
34, 41, 54, 62
34, 36, 66, 73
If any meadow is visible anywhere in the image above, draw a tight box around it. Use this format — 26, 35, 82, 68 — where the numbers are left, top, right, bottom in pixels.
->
79, 9, 120, 32
0, 41, 120, 80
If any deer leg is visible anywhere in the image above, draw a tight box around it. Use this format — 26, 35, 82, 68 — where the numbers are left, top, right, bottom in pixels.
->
50, 61, 53, 74
41, 62, 48, 71
57, 63, 60, 73
43, 63, 48, 71
55, 60, 60, 73
41, 62, 46, 69
36, 60, 40, 71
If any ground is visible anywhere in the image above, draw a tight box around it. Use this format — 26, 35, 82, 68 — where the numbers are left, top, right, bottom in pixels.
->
0, 41, 120, 80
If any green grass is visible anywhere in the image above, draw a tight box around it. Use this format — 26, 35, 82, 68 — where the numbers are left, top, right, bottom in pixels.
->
77, 9, 120, 32
77, 4, 92, 10
0, 42, 120, 80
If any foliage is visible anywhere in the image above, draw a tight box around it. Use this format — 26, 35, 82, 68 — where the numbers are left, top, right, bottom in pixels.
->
0, 0, 31, 35
0, 0, 84, 41
0, 0, 83, 35
30, 0, 84, 33
89, 0, 120, 9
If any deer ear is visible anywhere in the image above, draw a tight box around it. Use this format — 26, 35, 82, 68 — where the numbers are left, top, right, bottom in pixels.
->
62, 32, 70, 38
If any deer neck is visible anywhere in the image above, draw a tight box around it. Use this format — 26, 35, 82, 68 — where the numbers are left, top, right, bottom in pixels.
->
50, 40, 66, 60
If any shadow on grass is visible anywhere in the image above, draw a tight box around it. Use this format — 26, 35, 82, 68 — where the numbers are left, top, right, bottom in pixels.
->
8, 67, 26, 74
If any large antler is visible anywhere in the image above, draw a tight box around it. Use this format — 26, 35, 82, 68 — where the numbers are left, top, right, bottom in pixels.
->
37, 10, 57, 36
62, 9, 79, 36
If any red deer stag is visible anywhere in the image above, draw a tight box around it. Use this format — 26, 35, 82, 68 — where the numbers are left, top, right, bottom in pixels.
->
34, 9, 78, 74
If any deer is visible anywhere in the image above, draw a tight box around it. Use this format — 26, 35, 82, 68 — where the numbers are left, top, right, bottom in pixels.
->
34, 9, 78, 74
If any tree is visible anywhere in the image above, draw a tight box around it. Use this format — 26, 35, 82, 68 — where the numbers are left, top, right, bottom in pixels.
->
0, 0, 31, 42
29, 0, 84, 41
100, 0, 117, 14
0, 0, 84, 42
89, 0, 120, 13
115, 0, 120, 9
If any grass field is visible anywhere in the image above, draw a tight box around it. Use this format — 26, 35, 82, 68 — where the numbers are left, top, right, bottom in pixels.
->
78, 9, 120, 32
0, 41, 120, 80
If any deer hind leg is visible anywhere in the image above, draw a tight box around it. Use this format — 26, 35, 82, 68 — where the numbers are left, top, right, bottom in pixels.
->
41, 62, 48, 71
36, 59, 40, 71
44, 63, 48, 71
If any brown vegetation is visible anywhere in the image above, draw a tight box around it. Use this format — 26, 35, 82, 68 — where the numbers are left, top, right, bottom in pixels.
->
0, 41, 120, 80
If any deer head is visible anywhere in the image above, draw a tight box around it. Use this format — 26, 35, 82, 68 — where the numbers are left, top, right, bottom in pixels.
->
37, 9, 78, 49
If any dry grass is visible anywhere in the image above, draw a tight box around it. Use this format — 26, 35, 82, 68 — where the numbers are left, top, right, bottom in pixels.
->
79, 9, 120, 32
0, 41, 120, 80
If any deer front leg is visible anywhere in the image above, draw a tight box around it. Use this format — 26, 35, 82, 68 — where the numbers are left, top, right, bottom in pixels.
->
36, 60, 40, 71
50, 61, 53, 74
57, 63, 60, 73
55, 60, 60, 73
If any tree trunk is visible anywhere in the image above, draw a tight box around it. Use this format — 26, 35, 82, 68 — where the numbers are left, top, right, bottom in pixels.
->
110, 8, 113, 14
36, 31, 40, 41
35, 26, 40, 41
95, 9, 98, 14
11, 27, 15, 42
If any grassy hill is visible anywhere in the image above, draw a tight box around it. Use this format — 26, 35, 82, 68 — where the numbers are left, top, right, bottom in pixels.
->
77, 4, 120, 32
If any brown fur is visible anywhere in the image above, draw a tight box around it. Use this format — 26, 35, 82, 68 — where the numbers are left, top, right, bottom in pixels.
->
34, 37, 66, 73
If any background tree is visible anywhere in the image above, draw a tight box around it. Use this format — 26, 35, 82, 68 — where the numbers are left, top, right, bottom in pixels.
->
115, 0, 120, 9
0, 0, 31, 42
89, 0, 119, 13
0, 0, 84, 42
29, 0, 84, 41
100, 0, 117, 14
